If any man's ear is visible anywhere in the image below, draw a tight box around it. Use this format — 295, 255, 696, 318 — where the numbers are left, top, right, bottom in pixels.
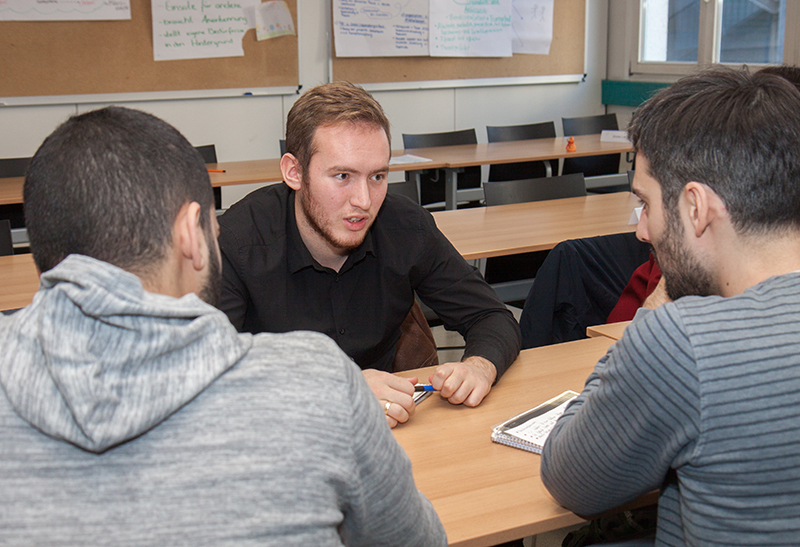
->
684, 182, 722, 239
175, 201, 206, 272
281, 153, 302, 191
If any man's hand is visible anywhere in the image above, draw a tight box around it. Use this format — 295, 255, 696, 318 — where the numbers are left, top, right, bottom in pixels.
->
362, 369, 417, 428
642, 276, 671, 310
430, 356, 497, 407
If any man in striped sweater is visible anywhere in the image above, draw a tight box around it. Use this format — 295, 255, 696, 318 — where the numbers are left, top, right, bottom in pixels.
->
541, 66, 800, 546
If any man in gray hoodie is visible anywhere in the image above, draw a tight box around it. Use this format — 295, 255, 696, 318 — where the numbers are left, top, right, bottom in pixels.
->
0, 106, 446, 546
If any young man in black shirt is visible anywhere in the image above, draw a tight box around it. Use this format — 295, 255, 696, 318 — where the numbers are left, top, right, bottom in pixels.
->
218, 82, 520, 427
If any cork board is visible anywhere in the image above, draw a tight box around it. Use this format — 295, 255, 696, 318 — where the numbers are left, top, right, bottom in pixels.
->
0, 0, 298, 98
332, 0, 584, 85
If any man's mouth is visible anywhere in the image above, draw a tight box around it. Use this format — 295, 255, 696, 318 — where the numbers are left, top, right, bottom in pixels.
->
344, 216, 368, 229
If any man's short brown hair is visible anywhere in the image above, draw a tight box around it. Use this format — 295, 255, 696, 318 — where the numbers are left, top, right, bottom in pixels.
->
284, 82, 391, 177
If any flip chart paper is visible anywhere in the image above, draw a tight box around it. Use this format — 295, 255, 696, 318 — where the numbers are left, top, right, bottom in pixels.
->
511, 0, 553, 54
429, 0, 512, 58
152, 0, 258, 61
333, 0, 429, 57
0, 0, 131, 21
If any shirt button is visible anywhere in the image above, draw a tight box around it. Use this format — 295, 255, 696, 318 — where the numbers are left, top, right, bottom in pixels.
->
339, 328, 346, 335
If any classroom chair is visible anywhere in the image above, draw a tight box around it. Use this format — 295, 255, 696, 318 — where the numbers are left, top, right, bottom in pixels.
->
0, 157, 31, 252
387, 179, 420, 204
392, 300, 439, 372
561, 114, 629, 193
481, 173, 587, 305
402, 129, 482, 209
519, 231, 652, 348
195, 145, 222, 210
486, 121, 557, 181
0, 219, 13, 256
0, 157, 30, 233
482, 172, 586, 205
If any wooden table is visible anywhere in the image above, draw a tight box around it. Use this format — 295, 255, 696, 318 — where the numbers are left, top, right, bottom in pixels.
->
433, 192, 639, 260
0, 135, 629, 207
0, 192, 638, 311
587, 321, 631, 341
0, 176, 23, 206
0, 254, 39, 312
406, 134, 634, 209
393, 337, 615, 546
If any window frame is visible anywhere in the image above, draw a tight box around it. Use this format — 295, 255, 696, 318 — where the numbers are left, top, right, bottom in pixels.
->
629, 0, 800, 76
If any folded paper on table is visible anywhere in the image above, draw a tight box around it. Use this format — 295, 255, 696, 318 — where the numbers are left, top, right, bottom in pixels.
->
629, 205, 643, 225
601, 130, 631, 143
389, 154, 433, 166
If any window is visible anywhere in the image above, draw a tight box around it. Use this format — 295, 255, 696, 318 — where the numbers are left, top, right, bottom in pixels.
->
632, 0, 798, 75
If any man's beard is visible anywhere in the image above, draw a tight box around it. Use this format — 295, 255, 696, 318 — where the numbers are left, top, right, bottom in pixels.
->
199, 222, 222, 307
654, 212, 717, 300
299, 182, 364, 254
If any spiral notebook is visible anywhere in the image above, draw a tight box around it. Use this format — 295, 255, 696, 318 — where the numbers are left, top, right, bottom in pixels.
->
491, 390, 579, 454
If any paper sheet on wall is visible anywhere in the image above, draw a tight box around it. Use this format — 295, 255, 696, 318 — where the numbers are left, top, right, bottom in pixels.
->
333, 0, 429, 57
429, 0, 512, 57
511, 0, 553, 54
254, 0, 294, 41
0, 0, 131, 21
152, 0, 258, 61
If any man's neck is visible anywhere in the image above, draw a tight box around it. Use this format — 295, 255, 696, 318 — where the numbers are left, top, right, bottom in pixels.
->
716, 232, 800, 297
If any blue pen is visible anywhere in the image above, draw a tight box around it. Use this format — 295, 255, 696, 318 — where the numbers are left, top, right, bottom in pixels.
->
414, 384, 437, 392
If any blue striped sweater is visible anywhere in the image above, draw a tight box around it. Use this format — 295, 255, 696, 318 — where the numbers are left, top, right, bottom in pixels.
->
542, 272, 800, 546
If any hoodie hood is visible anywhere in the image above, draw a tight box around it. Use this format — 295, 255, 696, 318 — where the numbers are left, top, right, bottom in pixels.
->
0, 254, 252, 453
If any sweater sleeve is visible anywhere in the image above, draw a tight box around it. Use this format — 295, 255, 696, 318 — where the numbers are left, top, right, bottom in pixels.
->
540, 304, 700, 516
339, 357, 447, 547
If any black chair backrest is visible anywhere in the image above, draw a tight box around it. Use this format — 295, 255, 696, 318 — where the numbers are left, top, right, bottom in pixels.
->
0, 157, 30, 178
0, 157, 31, 230
387, 180, 420, 204
279, 139, 286, 156
486, 121, 556, 181
561, 113, 620, 178
195, 144, 218, 164
194, 145, 221, 210
402, 128, 477, 149
483, 173, 586, 206
0, 219, 13, 256
402, 129, 480, 207
562, 113, 618, 136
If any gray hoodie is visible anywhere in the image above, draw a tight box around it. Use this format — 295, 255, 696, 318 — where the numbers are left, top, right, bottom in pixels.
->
0, 254, 445, 546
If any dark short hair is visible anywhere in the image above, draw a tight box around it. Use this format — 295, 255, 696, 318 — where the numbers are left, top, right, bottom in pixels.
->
284, 82, 391, 177
24, 106, 214, 273
758, 64, 800, 92
628, 66, 800, 235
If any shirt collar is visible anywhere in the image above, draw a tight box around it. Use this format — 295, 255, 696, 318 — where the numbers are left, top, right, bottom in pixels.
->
286, 190, 377, 274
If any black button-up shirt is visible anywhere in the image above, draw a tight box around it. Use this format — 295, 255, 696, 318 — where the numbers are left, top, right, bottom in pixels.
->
217, 183, 520, 375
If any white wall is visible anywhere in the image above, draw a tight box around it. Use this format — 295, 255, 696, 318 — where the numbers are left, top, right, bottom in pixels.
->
0, 1, 611, 206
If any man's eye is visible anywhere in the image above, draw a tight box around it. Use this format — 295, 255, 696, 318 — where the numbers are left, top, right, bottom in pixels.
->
334, 173, 348, 181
